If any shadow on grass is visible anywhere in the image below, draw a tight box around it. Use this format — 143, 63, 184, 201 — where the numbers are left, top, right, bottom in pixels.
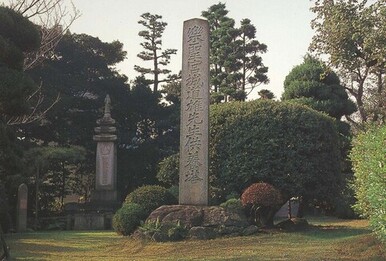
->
299, 225, 371, 240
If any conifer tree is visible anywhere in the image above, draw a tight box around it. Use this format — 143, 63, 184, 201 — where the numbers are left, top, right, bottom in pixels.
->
135, 13, 177, 93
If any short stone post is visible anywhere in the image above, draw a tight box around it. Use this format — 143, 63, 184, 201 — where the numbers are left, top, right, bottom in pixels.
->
179, 18, 210, 205
17, 183, 28, 232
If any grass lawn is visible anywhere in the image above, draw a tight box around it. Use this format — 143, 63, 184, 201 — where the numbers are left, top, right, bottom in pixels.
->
4, 216, 385, 260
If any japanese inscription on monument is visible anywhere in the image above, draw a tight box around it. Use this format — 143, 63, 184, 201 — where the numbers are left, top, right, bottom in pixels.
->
179, 18, 209, 205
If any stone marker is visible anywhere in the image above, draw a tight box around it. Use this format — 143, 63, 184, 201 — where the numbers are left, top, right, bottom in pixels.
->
179, 18, 210, 205
92, 95, 118, 202
17, 183, 28, 232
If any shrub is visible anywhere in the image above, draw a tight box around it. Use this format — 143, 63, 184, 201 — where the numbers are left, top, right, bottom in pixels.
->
139, 219, 188, 242
167, 185, 179, 200
350, 125, 386, 243
125, 185, 177, 215
241, 183, 284, 207
210, 100, 342, 205
241, 182, 284, 227
156, 154, 179, 186
220, 198, 244, 213
112, 203, 147, 236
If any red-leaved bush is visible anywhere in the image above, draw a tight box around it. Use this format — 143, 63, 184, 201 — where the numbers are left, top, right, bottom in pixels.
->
241, 182, 284, 227
241, 182, 283, 207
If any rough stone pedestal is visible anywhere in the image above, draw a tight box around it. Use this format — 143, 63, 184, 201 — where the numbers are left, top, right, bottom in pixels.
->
133, 205, 257, 241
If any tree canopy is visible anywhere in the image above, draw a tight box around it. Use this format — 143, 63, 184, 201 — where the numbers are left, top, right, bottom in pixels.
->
310, 0, 386, 125
135, 13, 177, 93
210, 100, 342, 205
202, 3, 268, 102
282, 55, 357, 120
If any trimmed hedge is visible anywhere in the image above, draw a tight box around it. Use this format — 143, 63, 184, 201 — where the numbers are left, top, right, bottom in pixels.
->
350, 125, 386, 243
125, 185, 177, 215
112, 203, 147, 236
210, 100, 342, 203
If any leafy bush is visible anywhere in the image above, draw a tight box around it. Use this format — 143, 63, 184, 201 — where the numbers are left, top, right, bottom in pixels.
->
241, 183, 284, 207
125, 185, 177, 215
241, 183, 284, 227
220, 198, 244, 213
167, 185, 179, 200
156, 154, 179, 186
350, 125, 386, 243
210, 100, 342, 205
139, 218, 188, 242
112, 203, 147, 236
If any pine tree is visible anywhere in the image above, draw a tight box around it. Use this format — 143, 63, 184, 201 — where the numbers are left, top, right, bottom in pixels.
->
135, 13, 177, 93
202, 4, 269, 102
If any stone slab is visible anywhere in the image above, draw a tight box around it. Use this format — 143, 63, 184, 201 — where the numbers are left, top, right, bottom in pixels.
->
179, 18, 210, 206
17, 183, 28, 232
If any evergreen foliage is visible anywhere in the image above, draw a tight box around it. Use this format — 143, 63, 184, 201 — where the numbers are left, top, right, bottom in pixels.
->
350, 125, 386, 243
202, 3, 268, 101
282, 55, 356, 120
135, 13, 177, 92
310, 0, 386, 124
0, 6, 40, 118
125, 185, 177, 215
210, 100, 342, 205
0, 7, 41, 226
156, 153, 179, 186
112, 203, 147, 236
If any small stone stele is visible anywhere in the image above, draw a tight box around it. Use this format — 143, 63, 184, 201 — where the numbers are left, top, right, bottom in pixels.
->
17, 183, 28, 232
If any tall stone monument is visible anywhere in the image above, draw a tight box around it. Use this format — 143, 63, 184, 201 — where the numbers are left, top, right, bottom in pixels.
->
179, 18, 210, 206
17, 183, 28, 232
92, 94, 118, 203
67, 95, 119, 230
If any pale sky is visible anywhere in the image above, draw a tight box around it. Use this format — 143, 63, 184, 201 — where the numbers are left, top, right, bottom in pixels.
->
70, 0, 315, 100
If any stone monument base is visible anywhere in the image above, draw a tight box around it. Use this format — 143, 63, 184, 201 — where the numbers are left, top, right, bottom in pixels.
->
65, 201, 120, 230
90, 189, 117, 202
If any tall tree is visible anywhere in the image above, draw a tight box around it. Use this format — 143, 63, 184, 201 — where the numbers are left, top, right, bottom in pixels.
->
0, 6, 41, 230
135, 13, 177, 93
310, 0, 386, 125
282, 55, 358, 217
28, 32, 129, 147
202, 2, 235, 96
0, 6, 41, 123
258, 89, 275, 100
26, 32, 131, 203
202, 3, 269, 102
234, 18, 269, 100
282, 55, 357, 120
5, 0, 80, 70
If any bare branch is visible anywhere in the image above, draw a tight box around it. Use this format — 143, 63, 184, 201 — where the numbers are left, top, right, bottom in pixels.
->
5, 0, 81, 70
6, 83, 60, 126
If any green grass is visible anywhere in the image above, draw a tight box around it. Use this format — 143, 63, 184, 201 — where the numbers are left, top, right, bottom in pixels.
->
5, 216, 385, 260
